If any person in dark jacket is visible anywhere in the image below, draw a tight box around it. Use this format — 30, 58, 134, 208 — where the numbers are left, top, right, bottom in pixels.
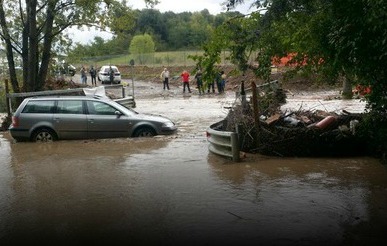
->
108, 66, 114, 84
89, 65, 97, 86
195, 68, 204, 95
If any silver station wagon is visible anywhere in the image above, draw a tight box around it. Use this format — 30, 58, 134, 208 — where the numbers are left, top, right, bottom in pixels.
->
9, 96, 177, 142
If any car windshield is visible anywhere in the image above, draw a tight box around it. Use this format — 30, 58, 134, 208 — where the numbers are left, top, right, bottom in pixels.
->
103, 67, 118, 73
107, 100, 139, 115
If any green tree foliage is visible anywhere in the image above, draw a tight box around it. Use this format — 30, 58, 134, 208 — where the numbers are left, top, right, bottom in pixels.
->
136, 9, 167, 39
68, 35, 131, 63
0, 0, 157, 93
129, 34, 155, 64
188, 13, 213, 48
190, 11, 266, 85
224, 0, 387, 158
328, 0, 387, 113
67, 8, 225, 60
224, 0, 387, 114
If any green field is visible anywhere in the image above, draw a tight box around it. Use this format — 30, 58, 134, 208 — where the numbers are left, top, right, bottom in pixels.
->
78, 50, 234, 68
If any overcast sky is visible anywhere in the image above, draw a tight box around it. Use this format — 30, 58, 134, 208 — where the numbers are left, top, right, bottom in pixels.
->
130, 0, 254, 14
68, 0, 255, 44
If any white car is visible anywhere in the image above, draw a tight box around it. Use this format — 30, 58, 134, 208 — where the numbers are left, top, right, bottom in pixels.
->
98, 65, 121, 84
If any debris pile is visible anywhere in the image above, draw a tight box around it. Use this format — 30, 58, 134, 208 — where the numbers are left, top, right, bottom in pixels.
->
224, 81, 366, 157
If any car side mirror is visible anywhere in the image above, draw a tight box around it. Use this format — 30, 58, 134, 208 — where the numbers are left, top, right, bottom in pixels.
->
115, 111, 123, 117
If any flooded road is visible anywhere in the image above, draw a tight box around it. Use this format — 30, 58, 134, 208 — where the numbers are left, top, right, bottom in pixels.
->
1, 85, 386, 245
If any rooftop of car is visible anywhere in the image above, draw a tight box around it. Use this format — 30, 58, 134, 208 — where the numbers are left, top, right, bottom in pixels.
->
27, 95, 112, 101
100, 65, 119, 69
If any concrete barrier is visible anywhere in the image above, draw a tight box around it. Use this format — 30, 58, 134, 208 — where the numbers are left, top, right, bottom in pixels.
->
235, 80, 280, 98
206, 120, 240, 162
114, 96, 136, 108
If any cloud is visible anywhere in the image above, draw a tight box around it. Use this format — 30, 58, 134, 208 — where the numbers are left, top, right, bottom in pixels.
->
130, 0, 254, 15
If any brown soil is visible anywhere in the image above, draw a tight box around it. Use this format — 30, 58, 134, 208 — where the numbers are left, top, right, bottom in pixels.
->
41, 64, 339, 93
116, 65, 337, 92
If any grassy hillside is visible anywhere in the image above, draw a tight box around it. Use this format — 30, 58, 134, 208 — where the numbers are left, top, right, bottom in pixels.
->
77, 50, 236, 68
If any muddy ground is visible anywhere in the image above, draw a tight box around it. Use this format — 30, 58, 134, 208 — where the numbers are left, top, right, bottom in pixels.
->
41, 64, 336, 93
115, 65, 337, 92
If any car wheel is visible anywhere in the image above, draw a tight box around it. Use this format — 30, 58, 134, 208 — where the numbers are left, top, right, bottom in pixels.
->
133, 126, 156, 137
32, 128, 57, 142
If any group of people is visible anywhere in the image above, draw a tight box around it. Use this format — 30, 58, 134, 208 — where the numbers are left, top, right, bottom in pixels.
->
80, 65, 98, 86
160, 68, 227, 95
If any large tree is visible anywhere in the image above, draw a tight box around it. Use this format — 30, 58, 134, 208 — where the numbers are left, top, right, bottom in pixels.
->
0, 0, 157, 93
129, 33, 155, 64
224, 0, 387, 113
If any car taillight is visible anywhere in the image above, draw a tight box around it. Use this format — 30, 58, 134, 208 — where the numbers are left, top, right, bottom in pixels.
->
12, 116, 19, 127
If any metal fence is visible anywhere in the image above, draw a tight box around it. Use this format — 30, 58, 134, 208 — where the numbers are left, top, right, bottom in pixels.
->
4, 82, 134, 114
78, 50, 238, 67
206, 120, 240, 162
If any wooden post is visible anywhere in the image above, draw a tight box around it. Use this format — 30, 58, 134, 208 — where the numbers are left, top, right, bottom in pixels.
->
236, 124, 244, 154
5, 79, 11, 116
129, 59, 135, 100
240, 80, 247, 109
251, 81, 260, 148
122, 86, 125, 98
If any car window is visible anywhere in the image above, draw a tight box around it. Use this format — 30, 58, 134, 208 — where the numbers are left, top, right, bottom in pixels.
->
101, 67, 118, 73
56, 100, 84, 114
87, 101, 119, 115
22, 100, 55, 113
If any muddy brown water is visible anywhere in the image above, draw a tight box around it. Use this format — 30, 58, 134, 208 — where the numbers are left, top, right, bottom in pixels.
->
1, 83, 386, 245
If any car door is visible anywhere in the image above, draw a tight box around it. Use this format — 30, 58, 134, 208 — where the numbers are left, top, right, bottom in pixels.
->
86, 100, 132, 139
53, 100, 88, 139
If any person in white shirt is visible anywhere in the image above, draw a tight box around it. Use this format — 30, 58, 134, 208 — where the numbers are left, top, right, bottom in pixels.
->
160, 68, 170, 90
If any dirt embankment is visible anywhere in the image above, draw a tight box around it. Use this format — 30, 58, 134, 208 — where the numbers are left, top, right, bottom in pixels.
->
117, 65, 269, 91
117, 65, 334, 92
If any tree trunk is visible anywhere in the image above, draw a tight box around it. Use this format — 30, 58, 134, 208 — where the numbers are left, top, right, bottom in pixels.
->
251, 81, 260, 148
26, 0, 39, 92
0, 2, 20, 93
38, 1, 56, 90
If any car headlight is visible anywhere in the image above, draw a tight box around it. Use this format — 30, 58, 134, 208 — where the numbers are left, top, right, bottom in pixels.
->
162, 121, 174, 128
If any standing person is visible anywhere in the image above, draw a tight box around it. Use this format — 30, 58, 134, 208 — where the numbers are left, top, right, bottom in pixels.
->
220, 70, 227, 93
207, 78, 215, 93
160, 67, 170, 90
215, 71, 222, 93
80, 66, 87, 85
181, 70, 191, 93
89, 65, 97, 86
195, 68, 204, 95
109, 66, 114, 84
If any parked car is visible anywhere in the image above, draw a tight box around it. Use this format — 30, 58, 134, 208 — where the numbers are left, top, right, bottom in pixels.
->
9, 96, 177, 142
98, 65, 121, 84
64, 64, 76, 76
51, 58, 76, 76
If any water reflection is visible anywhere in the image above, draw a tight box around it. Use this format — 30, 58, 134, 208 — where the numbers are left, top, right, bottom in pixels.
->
208, 155, 387, 245
1, 92, 386, 245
